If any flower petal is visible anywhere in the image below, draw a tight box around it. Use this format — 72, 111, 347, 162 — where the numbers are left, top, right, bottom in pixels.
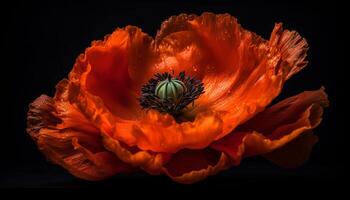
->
101, 128, 229, 184
237, 88, 329, 138
69, 26, 156, 119
101, 131, 170, 175
155, 14, 205, 78
162, 149, 229, 184
211, 88, 328, 166
55, 80, 100, 134
27, 81, 131, 180
192, 20, 309, 140
36, 128, 130, 180
268, 23, 309, 80
155, 13, 261, 79
156, 14, 196, 42
112, 110, 224, 153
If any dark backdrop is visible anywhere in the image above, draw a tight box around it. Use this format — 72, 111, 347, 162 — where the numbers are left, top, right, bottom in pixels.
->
3, 0, 345, 192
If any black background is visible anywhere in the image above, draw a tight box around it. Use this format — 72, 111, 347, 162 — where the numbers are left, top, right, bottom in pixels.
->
2, 0, 346, 193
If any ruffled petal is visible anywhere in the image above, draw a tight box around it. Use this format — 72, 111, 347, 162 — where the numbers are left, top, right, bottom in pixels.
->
211, 88, 328, 166
101, 131, 170, 175
36, 128, 130, 180
155, 13, 264, 77
112, 110, 224, 153
162, 149, 230, 184
27, 81, 131, 180
268, 23, 308, 80
190, 16, 309, 140
102, 127, 229, 184
237, 88, 329, 138
27, 95, 62, 140
154, 14, 205, 78
54, 80, 100, 134
69, 26, 157, 119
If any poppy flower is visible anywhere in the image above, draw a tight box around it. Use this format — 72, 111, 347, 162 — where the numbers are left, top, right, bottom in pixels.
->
27, 13, 329, 184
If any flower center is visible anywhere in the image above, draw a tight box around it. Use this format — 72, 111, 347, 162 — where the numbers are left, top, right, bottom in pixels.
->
139, 71, 204, 117
155, 77, 186, 102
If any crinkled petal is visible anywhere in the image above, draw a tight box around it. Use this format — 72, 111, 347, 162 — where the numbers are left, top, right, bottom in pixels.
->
155, 13, 265, 78
112, 110, 224, 153
211, 88, 328, 166
162, 149, 230, 184
37, 128, 130, 180
237, 88, 329, 138
101, 131, 170, 175
100, 125, 229, 183
154, 14, 205, 78
188, 15, 309, 140
69, 26, 157, 120
27, 81, 131, 180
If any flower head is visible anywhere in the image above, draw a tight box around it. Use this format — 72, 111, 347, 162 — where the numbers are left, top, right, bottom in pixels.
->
27, 13, 328, 184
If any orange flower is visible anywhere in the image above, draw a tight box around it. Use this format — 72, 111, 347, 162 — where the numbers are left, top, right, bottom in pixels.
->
27, 13, 329, 184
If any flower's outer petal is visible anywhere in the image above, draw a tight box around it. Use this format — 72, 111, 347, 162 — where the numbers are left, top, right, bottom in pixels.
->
155, 14, 204, 77
211, 88, 328, 166
162, 149, 230, 184
155, 13, 262, 80
27, 80, 131, 180
155, 13, 264, 77
27, 95, 61, 141
36, 128, 131, 181
268, 23, 309, 80
156, 14, 196, 42
54, 80, 100, 134
112, 110, 224, 153
190, 16, 308, 140
237, 88, 329, 138
101, 131, 171, 175
102, 126, 229, 184
69, 26, 157, 120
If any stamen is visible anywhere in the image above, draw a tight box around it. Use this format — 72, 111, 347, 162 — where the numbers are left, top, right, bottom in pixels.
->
139, 71, 204, 116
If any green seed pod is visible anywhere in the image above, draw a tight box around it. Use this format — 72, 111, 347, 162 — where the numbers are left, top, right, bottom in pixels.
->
155, 77, 186, 102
